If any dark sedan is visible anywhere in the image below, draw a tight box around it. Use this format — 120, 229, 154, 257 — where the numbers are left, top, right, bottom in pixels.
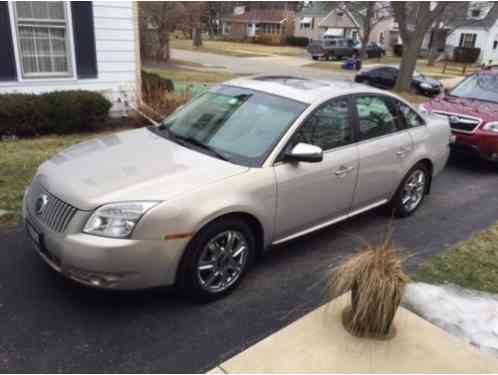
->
354, 65, 442, 97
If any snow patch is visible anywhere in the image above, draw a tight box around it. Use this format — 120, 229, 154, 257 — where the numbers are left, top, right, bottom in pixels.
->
403, 282, 498, 356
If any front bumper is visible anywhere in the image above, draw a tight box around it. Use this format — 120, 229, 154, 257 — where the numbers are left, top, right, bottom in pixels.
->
23, 195, 189, 290
451, 130, 498, 162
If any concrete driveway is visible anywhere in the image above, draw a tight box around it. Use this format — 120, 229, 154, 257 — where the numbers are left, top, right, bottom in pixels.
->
170, 48, 352, 80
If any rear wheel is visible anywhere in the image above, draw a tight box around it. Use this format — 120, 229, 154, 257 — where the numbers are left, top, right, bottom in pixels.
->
390, 164, 429, 217
178, 217, 255, 302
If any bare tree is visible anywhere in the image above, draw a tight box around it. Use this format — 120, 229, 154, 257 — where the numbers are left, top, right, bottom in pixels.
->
343, 2, 392, 60
139, 2, 185, 62
392, 2, 449, 92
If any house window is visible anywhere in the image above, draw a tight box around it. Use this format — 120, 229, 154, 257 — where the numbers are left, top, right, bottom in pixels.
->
459, 33, 477, 48
471, 9, 481, 18
494, 40, 498, 50
14, 1, 72, 77
300, 17, 312, 31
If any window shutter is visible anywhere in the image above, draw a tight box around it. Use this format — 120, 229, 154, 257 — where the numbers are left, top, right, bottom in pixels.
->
71, 1, 98, 79
0, 2, 17, 81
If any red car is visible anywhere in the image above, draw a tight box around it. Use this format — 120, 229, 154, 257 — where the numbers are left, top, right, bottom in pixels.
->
420, 70, 498, 162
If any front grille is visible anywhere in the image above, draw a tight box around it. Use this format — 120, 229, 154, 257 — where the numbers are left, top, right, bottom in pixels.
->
27, 178, 77, 233
433, 111, 481, 133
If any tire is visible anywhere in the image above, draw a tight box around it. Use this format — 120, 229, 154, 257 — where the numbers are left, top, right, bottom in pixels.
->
312, 56, 319, 61
177, 217, 255, 302
390, 163, 430, 218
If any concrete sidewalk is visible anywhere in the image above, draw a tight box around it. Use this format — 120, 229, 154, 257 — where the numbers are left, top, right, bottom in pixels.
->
209, 294, 498, 373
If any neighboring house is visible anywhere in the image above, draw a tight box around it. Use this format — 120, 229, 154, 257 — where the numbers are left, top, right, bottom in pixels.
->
293, 2, 333, 41
221, 6, 295, 44
319, 8, 360, 41
0, 1, 140, 113
445, 2, 498, 64
369, 18, 401, 52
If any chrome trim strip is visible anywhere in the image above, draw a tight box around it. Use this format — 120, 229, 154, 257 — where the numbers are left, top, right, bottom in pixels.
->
272, 199, 388, 245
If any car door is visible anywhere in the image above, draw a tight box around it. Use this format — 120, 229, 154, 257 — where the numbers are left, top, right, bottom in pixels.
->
367, 68, 387, 87
383, 67, 399, 89
273, 97, 359, 241
351, 94, 414, 211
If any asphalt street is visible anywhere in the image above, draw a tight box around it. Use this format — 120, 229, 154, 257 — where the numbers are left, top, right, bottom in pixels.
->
0, 154, 497, 373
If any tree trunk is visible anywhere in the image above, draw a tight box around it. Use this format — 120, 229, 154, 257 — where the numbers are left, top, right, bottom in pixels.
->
359, 32, 369, 61
427, 48, 439, 66
158, 31, 170, 62
192, 25, 203, 47
394, 33, 425, 92
359, 3, 374, 61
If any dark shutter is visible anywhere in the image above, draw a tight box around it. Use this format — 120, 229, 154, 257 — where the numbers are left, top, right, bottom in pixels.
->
71, 1, 98, 79
0, 2, 17, 81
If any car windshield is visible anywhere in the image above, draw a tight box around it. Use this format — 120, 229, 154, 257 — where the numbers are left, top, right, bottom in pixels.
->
450, 73, 498, 103
155, 86, 307, 167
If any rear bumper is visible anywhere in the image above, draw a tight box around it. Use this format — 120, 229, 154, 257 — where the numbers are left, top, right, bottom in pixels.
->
22, 194, 189, 290
451, 131, 498, 162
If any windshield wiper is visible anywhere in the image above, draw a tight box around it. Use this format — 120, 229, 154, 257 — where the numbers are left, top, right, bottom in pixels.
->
173, 134, 230, 162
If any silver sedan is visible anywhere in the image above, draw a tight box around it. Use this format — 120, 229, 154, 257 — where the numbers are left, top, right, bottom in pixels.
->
23, 76, 451, 300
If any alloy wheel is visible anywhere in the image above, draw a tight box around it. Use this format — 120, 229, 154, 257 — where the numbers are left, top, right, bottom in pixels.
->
401, 169, 426, 213
196, 230, 248, 293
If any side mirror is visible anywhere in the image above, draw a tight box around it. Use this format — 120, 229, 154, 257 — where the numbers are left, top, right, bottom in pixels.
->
284, 143, 323, 163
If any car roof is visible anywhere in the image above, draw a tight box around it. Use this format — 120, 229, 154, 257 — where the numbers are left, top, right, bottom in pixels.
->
223, 75, 388, 104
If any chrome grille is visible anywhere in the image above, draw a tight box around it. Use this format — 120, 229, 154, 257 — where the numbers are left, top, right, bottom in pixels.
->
27, 178, 77, 233
432, 111, 481, 134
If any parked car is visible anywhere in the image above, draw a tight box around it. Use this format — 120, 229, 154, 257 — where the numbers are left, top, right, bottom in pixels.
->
23, 76, 451, 300
355, 65, 442, 96
420, 70, 498, 162
307, 39, 384, 61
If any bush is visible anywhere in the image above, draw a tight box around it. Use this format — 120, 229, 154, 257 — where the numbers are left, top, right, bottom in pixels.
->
0, 90, 112, 137
453, 46, 481, 63
286, 36, 309, 47
142, 70, 174, 101
393, 44, 403, 57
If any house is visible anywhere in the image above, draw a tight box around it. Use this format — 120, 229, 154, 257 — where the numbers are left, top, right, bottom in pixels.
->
294, 5, 359, 42
369, 18, 401, 52
221, 6, 295, 44
293, 2, 333, 41
0, 1, 140, 113
445, 2, 498, 64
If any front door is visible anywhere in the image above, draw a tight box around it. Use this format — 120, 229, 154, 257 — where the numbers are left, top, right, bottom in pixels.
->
274, 97, 359, 241
351, 94, 414, 210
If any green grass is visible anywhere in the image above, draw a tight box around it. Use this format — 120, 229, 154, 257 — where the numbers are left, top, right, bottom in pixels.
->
0, 131, 122, 227
415, 222, 498, 294
170, 37, 305, 58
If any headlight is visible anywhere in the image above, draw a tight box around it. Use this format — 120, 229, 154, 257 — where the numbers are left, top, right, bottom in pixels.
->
420, 82, 432, 89
418, 104, 430, 115
482, 121, 498, 134
83, 201, 160, 238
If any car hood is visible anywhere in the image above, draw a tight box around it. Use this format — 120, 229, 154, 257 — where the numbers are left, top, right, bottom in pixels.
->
36, 128, 249, 210
425, 95, 498, 121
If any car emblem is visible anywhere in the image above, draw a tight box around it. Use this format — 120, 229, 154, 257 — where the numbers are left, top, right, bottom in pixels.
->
35, 194, 49, 215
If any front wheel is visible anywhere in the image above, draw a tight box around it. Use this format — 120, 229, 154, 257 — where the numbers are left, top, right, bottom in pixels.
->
178, 217, 255, 302
390, 164, 429, 217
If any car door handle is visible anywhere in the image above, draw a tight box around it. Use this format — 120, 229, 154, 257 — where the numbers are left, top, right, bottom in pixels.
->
396, 146, 411, 157
334, 166, 355, 176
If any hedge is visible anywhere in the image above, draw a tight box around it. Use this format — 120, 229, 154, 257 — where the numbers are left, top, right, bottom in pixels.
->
0, 90, 112, 137
286, 36, 309, 47
453, 47, 481, 64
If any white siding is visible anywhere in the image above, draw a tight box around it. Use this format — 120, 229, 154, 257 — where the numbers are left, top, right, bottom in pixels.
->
0, 1, 139, 115
446, 24, 498, 64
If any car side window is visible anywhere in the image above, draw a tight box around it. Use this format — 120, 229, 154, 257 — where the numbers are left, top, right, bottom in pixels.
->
398, 101, 425, 128
354, 95, 399, 140
292, 98, 353, 151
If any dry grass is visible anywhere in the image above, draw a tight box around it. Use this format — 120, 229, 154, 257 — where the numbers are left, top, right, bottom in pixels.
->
142, 90, 192, 120
148, 67, 237, 84
170, 37, 305, 57
416, 222, 498, 294
331, 234, 409, 337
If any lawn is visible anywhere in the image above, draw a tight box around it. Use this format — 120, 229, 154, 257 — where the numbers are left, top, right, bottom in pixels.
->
0, 131, 127, 227
170, 37, 305, 58
415, 222, 498, 294
149, 66, 237, 84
